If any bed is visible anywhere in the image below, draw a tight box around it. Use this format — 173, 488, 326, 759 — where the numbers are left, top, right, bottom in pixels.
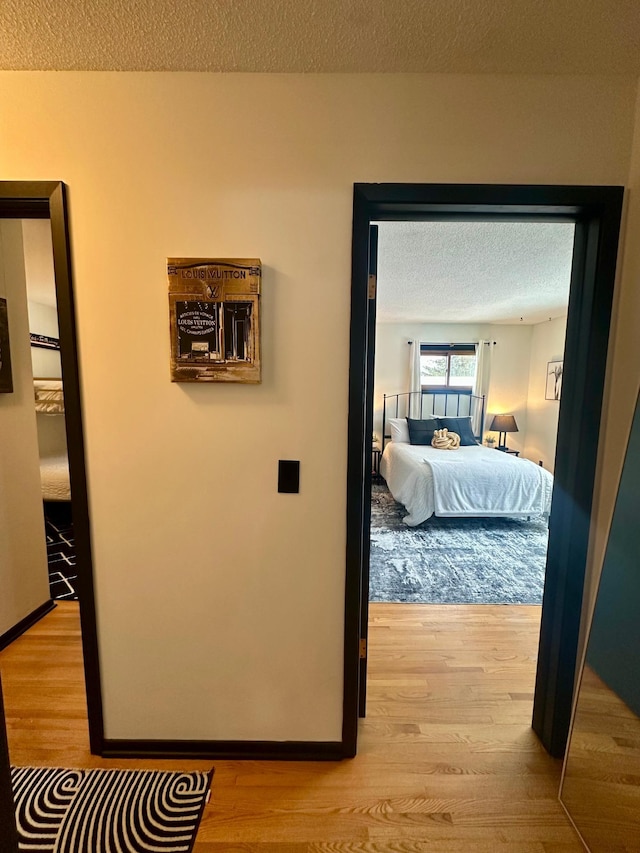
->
34, 379, 71, 502
380, 391, 553, 526
39, 454, 71, 501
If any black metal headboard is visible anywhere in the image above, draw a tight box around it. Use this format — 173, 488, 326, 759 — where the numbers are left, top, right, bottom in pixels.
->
382, 390, 486, 450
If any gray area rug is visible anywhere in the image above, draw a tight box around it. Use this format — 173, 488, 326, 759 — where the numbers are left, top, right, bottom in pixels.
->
370, 483, 548, 604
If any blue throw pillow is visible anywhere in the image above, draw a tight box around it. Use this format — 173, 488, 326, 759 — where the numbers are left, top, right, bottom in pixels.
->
438, 416, 478, 446
406, 417, 440, 445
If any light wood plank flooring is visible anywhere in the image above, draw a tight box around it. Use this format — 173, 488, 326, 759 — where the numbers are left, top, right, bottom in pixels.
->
560, 664, 640, 852
0, 602, 584, 852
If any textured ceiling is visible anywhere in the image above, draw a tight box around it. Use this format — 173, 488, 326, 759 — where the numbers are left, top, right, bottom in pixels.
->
375, 221, 574, 325
1, 0, 639, 73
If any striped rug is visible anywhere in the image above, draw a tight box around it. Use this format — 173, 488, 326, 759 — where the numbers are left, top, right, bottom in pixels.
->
11, 766, 213, 852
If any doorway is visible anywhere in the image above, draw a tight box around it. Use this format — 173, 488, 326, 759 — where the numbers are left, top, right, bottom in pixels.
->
0, 182, 103, 753
344, 183, 624, 759
369, 220, 571, 608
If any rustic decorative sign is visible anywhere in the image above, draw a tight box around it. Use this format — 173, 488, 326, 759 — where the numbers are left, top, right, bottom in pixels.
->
0, 298, 13, 393
168, 258, 261, 383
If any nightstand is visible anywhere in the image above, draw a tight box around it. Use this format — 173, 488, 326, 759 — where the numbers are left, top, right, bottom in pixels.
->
496, 447, 519, 456
372, 444, 382, 479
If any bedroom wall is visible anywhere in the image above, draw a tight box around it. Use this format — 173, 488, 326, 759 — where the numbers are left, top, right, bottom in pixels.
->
0, 220, 51, 638
24, 218, 61, 380
374, 322, 483, 440
485, 324, 533, 455
23, 220, 67, 458
522, 315, 567, 473
0, 72, 636, 742
373, 322, 533, 453
28, 302, 61, 380
27, 301, 67, 458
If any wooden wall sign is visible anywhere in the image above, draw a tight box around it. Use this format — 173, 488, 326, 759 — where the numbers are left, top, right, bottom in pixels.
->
168, 258, 261, 384
0, 298, 13, 393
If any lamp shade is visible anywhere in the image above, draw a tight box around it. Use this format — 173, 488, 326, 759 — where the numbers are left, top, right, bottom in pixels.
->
489, 414, 518, 433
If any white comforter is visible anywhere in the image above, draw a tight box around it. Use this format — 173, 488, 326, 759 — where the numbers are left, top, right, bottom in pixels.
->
40, 454, 71, 501
380, 442, 553, 526
34, 379, 65, 414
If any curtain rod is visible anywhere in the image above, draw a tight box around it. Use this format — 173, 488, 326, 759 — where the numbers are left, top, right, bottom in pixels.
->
407, 340, 497, 345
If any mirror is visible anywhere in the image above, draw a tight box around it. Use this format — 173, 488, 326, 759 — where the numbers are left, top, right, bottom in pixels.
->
560, 389, 640, 850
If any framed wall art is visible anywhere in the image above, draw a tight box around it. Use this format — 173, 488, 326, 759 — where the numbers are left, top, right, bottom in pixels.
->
0, 298, 13, 393
168, 258, 261, 384
546, 359, 563, 401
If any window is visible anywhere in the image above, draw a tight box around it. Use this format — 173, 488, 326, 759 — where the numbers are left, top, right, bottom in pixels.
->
420, 344, 477, 390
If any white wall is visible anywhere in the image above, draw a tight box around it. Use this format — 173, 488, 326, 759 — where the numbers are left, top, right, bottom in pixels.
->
374, 322, 532, 452
23, 221, 67, 459
27, 301, 67, 458
28, 301, 61, 380
23, 218, 60, 380
374, 322, 484, 439
523, 316, 567, 472
0, 72, 636, 742
0, 221, 51, 637
485, 325, 533, 454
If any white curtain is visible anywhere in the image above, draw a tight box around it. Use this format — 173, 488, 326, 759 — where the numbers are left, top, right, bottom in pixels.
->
408, 341, 422, 418
473, 341, 492, 438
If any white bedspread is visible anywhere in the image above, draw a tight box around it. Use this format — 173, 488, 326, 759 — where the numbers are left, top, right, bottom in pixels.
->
40, 454, 71, 501
380, 442, 553, 526
34, 379, 64, 414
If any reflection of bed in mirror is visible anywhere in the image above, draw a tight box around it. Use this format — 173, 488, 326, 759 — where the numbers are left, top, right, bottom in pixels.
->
560, 389, 640, 851
33, 379, 70, 502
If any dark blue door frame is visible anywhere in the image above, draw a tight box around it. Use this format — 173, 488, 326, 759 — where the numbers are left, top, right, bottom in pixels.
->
343, 183, 624, 759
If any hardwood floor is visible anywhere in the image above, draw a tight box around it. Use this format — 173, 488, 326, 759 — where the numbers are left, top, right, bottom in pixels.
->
560, 664, 640, 852
0, 601, 584, 852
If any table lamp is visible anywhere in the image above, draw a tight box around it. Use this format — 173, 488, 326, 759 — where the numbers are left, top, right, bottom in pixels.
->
489, 414, 518, 451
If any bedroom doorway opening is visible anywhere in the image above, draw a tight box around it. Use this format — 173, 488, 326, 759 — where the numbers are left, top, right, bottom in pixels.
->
0, 183, 103, 755
369, 220, 571, 615
365, 220, 571, 772
344, 184, 623, 761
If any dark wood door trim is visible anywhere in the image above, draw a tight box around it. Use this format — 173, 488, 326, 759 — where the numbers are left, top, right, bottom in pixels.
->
344, 183, 624, 759
0, 181, 104, 754
357, 224, 378, 718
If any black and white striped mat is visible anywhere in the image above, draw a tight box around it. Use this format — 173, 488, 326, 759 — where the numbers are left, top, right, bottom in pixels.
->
11, 766, 213, 852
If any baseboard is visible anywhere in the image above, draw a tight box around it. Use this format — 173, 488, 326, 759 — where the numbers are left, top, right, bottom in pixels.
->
0, 599, 56, 652
101, 738, 345, 761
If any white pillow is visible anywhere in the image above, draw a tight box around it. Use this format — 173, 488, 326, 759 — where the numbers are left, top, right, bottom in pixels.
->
388, 417, 410, 443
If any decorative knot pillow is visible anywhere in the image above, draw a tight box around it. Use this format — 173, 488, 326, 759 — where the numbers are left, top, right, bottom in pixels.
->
431, 428, 461, 450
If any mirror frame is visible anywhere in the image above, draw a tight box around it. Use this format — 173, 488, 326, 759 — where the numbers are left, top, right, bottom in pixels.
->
0, 181, 103, 752
560, 385, 640, 848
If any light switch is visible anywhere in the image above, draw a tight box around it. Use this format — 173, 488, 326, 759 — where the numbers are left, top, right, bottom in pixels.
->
278, 460, 300, 493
